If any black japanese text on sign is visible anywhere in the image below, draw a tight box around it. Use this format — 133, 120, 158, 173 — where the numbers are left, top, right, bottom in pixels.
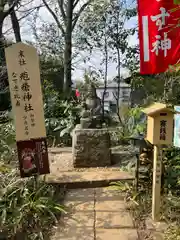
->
160, 120, 167, 141
12, 72, 21, 107
18, 50, 36, 137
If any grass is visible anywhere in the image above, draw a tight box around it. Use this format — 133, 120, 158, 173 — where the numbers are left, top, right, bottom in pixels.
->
0, 168, 67, 240
0, 121, 67, 239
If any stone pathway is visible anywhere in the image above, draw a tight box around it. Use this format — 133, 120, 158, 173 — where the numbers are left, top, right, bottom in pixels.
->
51, 188, 138, 240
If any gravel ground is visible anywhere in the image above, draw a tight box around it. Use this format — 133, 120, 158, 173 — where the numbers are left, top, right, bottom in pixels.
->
48, 145, 138, 173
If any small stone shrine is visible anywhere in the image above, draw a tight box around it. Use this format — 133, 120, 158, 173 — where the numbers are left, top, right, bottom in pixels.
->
72, 83, 111, 168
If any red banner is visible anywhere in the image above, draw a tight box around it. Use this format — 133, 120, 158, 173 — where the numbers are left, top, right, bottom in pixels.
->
138, 0, 180, 74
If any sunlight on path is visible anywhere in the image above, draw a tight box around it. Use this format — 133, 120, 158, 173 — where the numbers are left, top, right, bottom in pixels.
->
51, 188, 138, 240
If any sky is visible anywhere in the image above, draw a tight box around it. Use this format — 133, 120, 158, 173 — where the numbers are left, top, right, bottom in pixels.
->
3, 0, 139, 82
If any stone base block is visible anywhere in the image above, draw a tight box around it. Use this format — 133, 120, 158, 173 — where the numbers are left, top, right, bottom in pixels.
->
72, 128, 111, 168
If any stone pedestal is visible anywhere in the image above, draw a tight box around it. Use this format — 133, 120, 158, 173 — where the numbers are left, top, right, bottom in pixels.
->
72, 128, 111, 168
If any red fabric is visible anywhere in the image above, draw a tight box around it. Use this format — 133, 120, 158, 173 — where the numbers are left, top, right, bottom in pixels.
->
137, 0, 180, 74
75, 89, 80, 97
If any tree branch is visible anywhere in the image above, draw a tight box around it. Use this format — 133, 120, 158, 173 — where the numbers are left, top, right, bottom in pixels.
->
73, 0, 79, 9
3, 7, 41, 36
42, 0, 65, 36
72, 0, 92, 30
9, 0, 21, 42
58, 0, 66, 21
3, 0, 20, 19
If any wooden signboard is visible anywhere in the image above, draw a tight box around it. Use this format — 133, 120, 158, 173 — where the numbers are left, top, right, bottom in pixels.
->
5, 42, 50, 177
142, 102, 173, 145
142, 102, 174, 221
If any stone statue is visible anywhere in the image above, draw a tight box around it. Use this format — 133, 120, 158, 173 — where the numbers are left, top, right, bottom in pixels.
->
80, 83, 103, 129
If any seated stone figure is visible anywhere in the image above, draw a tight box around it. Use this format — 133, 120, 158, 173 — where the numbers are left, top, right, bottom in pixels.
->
80, 83, 103, 129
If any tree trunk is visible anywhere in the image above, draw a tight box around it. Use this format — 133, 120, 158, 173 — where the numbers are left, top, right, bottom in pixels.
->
0, 19, 5, 64
63, 0, 73, 95
10, 8, 21, 42
116, 47, 122, 124
102, 33, 108, 122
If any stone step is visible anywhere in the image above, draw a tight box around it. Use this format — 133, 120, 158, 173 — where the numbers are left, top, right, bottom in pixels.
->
48, 147, 72, 154
45, 170, 135, 189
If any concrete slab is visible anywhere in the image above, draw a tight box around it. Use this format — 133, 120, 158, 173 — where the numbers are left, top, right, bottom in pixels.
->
96, 199, 127, 212
66, 200, 94, 212
66, 188, 95, 200
62, 212, 94, 228
96, 228, 138, 240
65, 189, 95, 209
96, 186, 125, 196
53, 226, 94, 240
96, 211, 134, 229
64, 189, 94, 212
50, 188, 138, 240
51, 189, 94, 240
96, 187, 126, 204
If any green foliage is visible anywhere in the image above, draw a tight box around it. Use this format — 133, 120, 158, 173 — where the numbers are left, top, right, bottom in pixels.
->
44, 96, 82, 146
0, 87, 11, 112
76, 70, 102, 100
163, 147, 180, 190
117, 106, 146, 144
129, 71, 180, 106
53, 100, 82, 137
42, 74, 81, 146
164, 225, 180, 240
109, 181, 139, 205
161, 193, 180, 223
110, 145, 180, 239
0, 121, 15, 163
0, 172, 66, 239
0, 119, 66, 240
78, 0, 137, 72
40, 56, 64, 95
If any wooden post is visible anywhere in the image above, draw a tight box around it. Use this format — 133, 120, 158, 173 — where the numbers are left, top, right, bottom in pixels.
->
135, 153, 139, 192
152, 145, 162, 221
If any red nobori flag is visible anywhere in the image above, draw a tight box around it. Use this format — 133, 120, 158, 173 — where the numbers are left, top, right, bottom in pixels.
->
137, 0, 180, 74
75, 89, 80, 97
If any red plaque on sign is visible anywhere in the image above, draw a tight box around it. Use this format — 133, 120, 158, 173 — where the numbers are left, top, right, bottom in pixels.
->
17, 137, 50, 178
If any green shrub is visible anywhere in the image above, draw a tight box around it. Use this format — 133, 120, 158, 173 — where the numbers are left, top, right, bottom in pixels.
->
0, 117, 66, 239
0, 121, 15, 163
0, 171, 66, 239
45, 98, 82, 146
117, 106, 146, 144
163, 147, 180, 191
164, 225, 180, 240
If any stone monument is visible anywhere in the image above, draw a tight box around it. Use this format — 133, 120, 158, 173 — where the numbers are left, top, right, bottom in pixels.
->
72, 83, 111, 168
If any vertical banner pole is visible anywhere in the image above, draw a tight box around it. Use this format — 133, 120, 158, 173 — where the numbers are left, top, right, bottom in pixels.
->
152, 145, 162, 221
